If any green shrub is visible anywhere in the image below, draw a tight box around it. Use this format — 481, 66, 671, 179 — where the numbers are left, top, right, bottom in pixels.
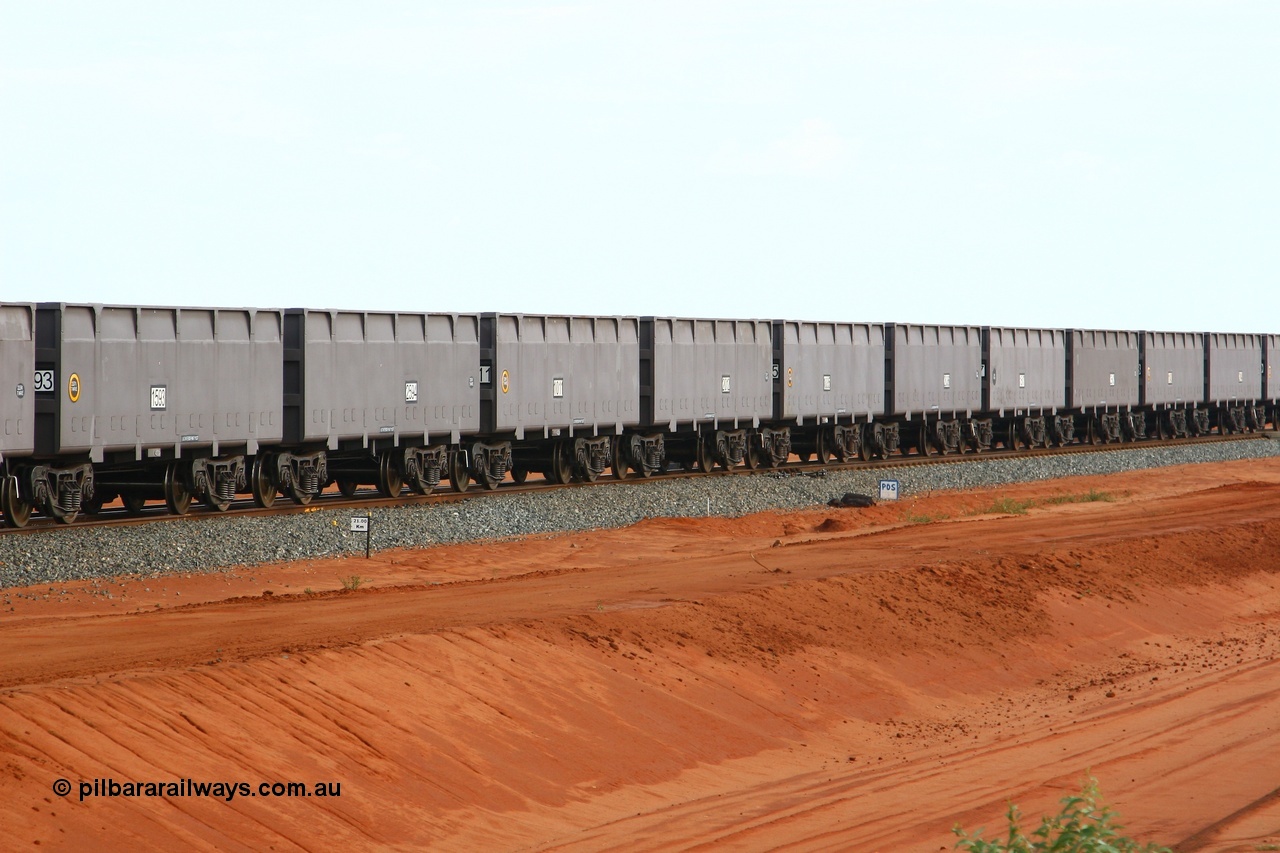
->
953, 777, 1170, 853
339, 575, 364, 591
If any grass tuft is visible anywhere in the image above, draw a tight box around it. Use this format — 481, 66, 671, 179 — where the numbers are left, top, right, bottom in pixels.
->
969, 490, 1117, 517
986, 497, 1035, 515
1044, 489, 1115, 505
339, 575, 364, 591
903, 511, 949, 525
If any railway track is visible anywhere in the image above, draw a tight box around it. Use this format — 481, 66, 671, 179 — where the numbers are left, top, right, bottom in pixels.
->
2, 432, 1270, 536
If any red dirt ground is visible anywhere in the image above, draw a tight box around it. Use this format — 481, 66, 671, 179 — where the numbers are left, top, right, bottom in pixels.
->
3, 456, 1280, 851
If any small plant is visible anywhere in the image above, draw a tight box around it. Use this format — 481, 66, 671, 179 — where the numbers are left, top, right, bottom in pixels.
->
904, 511, 948, 525
987, 497, 1035, 515
954, 776, 1170, 852
304, 587, 314, 595
339, 575, 364, 591
1044, 489, 1115, 506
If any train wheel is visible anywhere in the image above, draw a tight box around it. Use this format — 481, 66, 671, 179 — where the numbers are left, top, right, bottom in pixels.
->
82, 492, 107, 515
122, 494, 147, 515
479, 466, 501, 490
251, 457, 277, 508
695, 437, 714, 474
1007, 424, 1021, 451
610, 436, 630, 481
288, 485, 313, 506
510, 468, 528, 485
1, 477, 32, 528
815, 433, 831, 466
551, 443, 574, 485
1087, 420, 1101, 446
337, 479, 358, 498
377, 452, 403, 498
204, 494, 232, 513
164, 463, 192, 516
919, 424, 935, 457
449, 450, 470, 493
744, 444, 764, 470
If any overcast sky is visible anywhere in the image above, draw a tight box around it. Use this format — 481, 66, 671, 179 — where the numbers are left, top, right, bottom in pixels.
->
2, 2, 1276, 331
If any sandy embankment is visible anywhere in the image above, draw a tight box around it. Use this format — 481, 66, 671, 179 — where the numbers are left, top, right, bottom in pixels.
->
1, 458, 1279, 851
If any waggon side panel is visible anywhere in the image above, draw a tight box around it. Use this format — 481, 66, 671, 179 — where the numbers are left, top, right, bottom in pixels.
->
38, 304, 284, 460
483, 314, 640, 438
984, 327, 1066, 414
1206, 333, 1262, 403
644, 317, 773, 430
777, 321, 885, 422
888, 324, 982, 418
1067, 330, 1140, 409
290, 309, 480, 447
1142, 331, 1205, 406
0, 304, 36, 457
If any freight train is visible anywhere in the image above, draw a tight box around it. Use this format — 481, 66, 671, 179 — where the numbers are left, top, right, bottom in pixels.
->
0, 303, 1274, 527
